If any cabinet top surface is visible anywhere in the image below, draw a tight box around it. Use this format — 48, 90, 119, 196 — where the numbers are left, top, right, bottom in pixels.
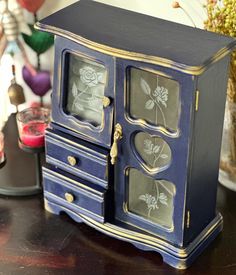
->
37, 0, 236, 74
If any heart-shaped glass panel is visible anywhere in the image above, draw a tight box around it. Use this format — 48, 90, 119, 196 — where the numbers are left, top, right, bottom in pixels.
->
134, 132, 171, 171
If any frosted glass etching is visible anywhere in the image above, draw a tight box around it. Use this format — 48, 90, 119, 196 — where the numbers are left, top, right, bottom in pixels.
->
134, 132, 171, 171
66, 54, 107, 126
128, 68, 180, 132
128, 168, 175, 228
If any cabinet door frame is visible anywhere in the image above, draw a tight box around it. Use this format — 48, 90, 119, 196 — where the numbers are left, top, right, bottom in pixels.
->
52, 37, 115, 148
114, 58, 196, 246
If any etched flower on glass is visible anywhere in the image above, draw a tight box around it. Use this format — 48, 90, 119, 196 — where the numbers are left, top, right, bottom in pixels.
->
144, 139, 160, 155
153, 86, 168, 108
141, 78, 169, 114
140, 78, 169, 167
143, 138, 168, 167
71, 65, 104, 117
79, 66, 103, 88
139, 182, 168, 217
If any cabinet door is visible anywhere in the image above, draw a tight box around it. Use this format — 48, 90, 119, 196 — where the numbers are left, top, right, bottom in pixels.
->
52, 37, 114, 148
114, 59, 195, 245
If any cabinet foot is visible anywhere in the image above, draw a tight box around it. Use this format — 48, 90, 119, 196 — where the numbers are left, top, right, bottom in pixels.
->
44, 199, 83, 223
44, 198, 223, 269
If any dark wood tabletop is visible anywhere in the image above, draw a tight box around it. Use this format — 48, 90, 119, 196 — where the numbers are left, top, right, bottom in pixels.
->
0, 115, 235, 275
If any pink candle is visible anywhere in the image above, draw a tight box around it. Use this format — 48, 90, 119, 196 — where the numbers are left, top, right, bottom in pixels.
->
21, 121, 47, 148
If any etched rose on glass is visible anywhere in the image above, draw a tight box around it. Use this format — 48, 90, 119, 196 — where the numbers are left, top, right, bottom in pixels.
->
153, 86, 168, 108
79, 66, 103, 88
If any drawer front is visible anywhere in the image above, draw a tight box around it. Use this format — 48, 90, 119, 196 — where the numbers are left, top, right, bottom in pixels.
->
43, 167, 106, 223
45, 130, 109, 189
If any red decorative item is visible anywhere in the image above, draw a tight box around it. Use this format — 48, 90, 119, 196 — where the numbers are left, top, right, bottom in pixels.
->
17, 0, 45, 13
16, 107, 50, 148
21, 121, 47, 147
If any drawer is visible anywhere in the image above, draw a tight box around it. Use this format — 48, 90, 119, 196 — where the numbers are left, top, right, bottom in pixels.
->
43, 167, 106, 223
45, 129, 110, 189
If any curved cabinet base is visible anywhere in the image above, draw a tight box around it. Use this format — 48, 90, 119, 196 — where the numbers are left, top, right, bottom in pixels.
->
44, 198, 223, 270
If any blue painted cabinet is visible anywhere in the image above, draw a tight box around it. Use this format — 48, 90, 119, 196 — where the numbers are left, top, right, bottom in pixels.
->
36, 0, 236, 269
114, 59, 195, 246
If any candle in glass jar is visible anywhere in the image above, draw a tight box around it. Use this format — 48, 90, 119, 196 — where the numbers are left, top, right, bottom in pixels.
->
21, 121, 48, 147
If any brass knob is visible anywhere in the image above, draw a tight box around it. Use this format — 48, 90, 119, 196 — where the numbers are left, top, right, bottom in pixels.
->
65, 193, 75, 203
67, 156, 77, 166
102, 96, 111, 108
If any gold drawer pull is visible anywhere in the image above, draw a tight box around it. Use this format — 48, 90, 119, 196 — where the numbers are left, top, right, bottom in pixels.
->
67, 156, 77, 166
65, 192, 75, 203
102, 96, 111, 108
110, 123, 123, 165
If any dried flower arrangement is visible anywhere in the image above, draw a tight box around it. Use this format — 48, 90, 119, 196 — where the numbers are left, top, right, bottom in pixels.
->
172, 1, 236, 186
204, 0, 236, 180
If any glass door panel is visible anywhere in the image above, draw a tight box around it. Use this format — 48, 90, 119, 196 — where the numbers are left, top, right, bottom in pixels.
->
134, 132, 172, 171
128, 168, 175, 229
128, 67, 180, 133
115, 58, 194, 242
66, 54, 107, 127
52, 38, 114, 147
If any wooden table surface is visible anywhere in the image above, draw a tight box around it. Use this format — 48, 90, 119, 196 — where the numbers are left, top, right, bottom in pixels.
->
0, 115, 235, 275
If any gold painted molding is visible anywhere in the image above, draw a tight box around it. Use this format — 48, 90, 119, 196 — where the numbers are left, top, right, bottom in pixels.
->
35, 22, 235, 76
45, 198, 223, 263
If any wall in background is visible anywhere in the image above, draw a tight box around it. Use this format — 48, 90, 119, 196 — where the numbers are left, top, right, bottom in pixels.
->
0, 0, 206, 129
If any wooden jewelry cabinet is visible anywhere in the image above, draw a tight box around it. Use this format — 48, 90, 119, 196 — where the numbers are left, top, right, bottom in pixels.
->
36, 0, 236, 269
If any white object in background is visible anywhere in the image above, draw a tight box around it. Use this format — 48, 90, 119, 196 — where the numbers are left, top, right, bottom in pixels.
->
219, 170, 236, 192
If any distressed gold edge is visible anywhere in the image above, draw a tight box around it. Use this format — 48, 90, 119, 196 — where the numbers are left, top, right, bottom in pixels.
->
79, 212, 223, 258
43, 167, 105, 197
186, 211, 191, 229
195, 90, 200, 111
46, 133, 108, 162
45, 193, 104, 220
35, 22, 235, 76
46, 155, 107, 188
44, 198, 222, 258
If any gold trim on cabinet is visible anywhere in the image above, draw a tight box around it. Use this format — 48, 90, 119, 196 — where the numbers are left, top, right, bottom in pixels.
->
35, 22, 235, 76
186, 211, 191, 229
44, 199, 223, 262
46, 133, 108, 160
43, 168, 103, 197
195, 90, 200, 112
